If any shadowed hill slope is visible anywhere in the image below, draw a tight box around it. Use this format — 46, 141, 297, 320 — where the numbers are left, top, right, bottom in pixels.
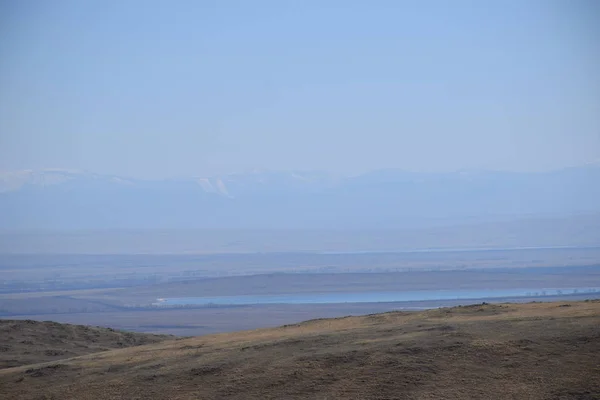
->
1, 301, 599, 399
0, 319, 172, 369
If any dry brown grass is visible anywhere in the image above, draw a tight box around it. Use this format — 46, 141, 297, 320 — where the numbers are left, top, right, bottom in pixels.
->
1, 301, 600, 399
0, 319, 171, 369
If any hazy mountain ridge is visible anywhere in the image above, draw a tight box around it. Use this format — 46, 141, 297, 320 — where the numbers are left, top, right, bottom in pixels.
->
1, 166, 599, 229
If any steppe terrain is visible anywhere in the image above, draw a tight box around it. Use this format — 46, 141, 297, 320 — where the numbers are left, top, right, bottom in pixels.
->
1, 300, 599, 399
0, 319, 170, 369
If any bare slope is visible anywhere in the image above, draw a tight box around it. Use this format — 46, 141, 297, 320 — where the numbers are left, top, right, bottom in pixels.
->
1, 301, 599, 399
0, 319, 171, 369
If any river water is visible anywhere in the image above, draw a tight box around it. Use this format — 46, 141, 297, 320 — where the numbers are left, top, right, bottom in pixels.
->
154, 287, 600, 306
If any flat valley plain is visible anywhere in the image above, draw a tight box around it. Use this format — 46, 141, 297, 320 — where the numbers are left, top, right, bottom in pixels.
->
1, 301, 599, 399
1, 247, 600, 335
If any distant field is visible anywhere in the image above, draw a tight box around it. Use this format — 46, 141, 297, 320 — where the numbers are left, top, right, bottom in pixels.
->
121, 265, 600, 298
6, 293, 600, 336
1, 214, 599, 253
2, 265, 600, 335
2, 249, 600, 335
2, 247, 600, 293
4, 303, 411, 336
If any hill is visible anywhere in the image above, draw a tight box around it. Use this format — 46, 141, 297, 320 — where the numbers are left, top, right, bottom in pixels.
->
0, 320, 171, 369
1, 301, 599, 399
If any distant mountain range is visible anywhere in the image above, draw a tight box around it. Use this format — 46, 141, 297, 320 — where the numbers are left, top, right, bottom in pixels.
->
1, 166, 599, 229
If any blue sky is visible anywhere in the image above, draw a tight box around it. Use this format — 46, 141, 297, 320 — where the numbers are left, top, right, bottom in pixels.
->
0, 0, 598, 178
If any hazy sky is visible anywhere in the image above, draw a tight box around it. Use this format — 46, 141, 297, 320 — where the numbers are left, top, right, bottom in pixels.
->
0, 0, 599, 178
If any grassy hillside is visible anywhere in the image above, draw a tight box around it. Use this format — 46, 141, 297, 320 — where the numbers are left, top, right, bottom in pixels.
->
0, 319, 171, 369
1, 300, 599, 399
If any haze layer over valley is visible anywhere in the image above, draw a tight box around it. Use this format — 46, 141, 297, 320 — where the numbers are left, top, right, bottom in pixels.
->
2, 166, 599, 231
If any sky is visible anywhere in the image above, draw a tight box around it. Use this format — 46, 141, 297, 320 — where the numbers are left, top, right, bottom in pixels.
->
0, 0, 599, 179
